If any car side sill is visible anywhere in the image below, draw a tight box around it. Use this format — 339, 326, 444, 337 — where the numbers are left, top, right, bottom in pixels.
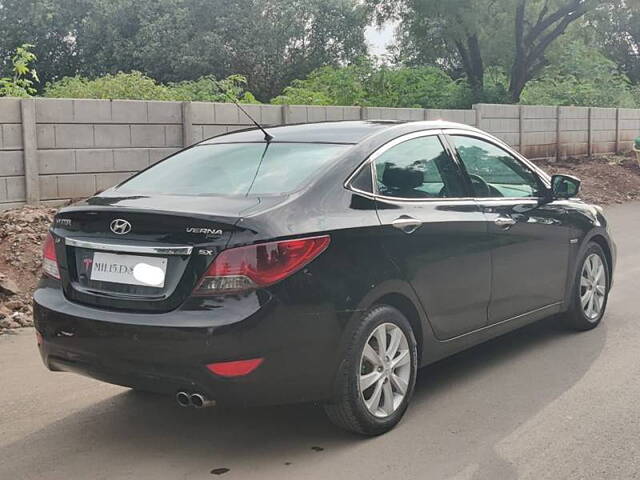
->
441, 302, 563, 343
418, 301, 564, 367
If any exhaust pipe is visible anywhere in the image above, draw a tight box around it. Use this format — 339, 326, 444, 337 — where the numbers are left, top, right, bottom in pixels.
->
176, 391, 191, 407
190, 393, 216, 408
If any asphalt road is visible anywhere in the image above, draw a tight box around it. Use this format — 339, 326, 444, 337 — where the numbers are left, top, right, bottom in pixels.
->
1, 202, 639, 480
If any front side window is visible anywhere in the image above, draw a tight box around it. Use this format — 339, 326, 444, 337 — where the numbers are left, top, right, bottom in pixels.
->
374, 135, 465, 199
451, 135, 542, 198
118, 142, 351, 196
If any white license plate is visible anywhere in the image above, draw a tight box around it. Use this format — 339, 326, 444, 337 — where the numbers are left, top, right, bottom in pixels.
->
90, 252, 168, 288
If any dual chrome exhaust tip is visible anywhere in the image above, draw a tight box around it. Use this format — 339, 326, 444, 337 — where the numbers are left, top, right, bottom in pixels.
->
176, 391, 216, 408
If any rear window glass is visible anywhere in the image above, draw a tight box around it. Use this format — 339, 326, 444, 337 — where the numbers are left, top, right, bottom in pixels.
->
117, 143, 351, 196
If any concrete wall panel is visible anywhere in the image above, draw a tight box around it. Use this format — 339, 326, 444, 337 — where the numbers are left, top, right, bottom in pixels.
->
39, 150, 76, 174
76, 149, 115, 173
0, 151, 24, 176
55, 124, 95, 148
112, 100, 148, 123
0, 98, 22, 123
94, 124, 131, 148
1, 124, 23, 150
2, 98, 640, 208
113, 149, 150, 171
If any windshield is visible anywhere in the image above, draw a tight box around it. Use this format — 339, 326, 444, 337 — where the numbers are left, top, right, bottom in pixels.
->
117, 142, 351, 196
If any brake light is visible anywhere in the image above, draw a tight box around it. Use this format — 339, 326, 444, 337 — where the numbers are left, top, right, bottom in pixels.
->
206, 358, 264, 377
42, 232, 60, 279
193, 235, 330, 295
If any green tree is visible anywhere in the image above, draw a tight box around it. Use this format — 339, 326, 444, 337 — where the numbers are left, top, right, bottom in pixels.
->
588, 0, 640, 85
272, 62, 471, 108
366, 66, 471, 108
371, 0, 598, 102
43, 71, 256, 102
0, 0, 369, 100
520, 41, 638, 107
0, 0, 88, 87
272, 63, 370, 105
73, 0, 369, 101
0, 44, 39, 97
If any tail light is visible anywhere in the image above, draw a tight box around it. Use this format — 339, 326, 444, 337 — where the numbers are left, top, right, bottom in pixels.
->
193, 235, 330, 295
206, 358, 263, 377
42, 232, 60, 279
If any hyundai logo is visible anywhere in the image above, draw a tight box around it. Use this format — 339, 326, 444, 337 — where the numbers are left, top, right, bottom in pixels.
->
110, 219, 132, 235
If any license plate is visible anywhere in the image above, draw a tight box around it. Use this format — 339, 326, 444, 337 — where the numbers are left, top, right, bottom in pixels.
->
90, 252, 168, 288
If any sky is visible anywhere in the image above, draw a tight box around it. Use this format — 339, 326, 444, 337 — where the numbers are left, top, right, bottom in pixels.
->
365, 22, 395, 56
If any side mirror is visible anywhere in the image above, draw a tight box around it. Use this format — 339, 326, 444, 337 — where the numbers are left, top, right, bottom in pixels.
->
551, 174, 581, 199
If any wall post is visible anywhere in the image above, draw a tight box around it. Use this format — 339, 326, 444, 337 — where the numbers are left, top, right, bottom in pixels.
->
518, 105, 524, 153
472, 104, 483, 130
20, 98, 40, 205
587, 107, 593, 157
556, 105, 561, 161
181, 101, 193, 147
282, 104, 291, 124
615, 108, 621, 154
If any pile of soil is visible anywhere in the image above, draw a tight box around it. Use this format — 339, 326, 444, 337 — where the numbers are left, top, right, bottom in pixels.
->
0, 154, 639, 335
0, 207, 55, 334
534, 153, 640, 205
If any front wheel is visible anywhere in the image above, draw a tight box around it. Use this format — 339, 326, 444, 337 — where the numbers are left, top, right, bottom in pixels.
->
563, 242, 610, 331
324, 305, 417, 435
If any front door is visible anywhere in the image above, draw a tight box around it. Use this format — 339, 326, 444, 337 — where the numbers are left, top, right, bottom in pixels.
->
446, 132, 570, 324
372, 131, 492, 340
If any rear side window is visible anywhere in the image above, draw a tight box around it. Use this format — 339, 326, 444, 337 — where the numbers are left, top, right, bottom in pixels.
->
374, 135, 465, 199
118, 143, 350, 196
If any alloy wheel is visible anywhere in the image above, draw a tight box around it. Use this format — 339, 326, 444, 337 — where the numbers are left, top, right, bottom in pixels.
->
359, 323, 411, 418
580, 253, 606, 322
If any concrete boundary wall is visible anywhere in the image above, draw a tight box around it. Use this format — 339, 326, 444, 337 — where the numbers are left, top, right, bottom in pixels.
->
0, 98, 639, 210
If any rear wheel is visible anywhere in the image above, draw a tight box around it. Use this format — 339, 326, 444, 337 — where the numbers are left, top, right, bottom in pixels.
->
324, 305, 417, 435
563, 242, 610, 331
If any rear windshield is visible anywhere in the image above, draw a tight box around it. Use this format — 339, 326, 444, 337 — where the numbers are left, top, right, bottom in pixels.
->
117, 142, 351, 196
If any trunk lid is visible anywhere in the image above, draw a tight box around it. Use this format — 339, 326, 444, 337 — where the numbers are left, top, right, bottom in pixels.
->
52, 193, 284, 312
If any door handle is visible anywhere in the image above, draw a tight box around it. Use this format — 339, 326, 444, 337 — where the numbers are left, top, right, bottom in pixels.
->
494, 216, 516, 228
392, 217, 423, 234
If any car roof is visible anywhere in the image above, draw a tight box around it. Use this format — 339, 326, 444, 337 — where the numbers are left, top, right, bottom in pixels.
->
199, 120, 479, 145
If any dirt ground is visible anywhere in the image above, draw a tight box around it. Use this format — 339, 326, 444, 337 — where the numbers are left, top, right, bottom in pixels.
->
533, 153, 640, 205
0, 207, 56, 333
0, 153, 639, 335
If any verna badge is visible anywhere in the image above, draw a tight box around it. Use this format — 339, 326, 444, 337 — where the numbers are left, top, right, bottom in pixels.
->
110, 219, 132, 235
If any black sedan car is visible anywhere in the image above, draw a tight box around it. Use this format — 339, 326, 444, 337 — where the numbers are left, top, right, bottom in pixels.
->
34, 120, 615, 435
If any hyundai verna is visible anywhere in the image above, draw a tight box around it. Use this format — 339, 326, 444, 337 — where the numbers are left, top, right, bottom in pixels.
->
34, 120, 615, 435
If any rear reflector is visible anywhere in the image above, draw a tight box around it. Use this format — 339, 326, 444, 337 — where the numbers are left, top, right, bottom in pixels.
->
193, 235, 330, 295
36, 330, 43, 347
206, 358, 264, 377
42, 232, 60, 279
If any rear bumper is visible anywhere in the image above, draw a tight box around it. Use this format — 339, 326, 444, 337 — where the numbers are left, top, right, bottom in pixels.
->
33, 283, 344, 406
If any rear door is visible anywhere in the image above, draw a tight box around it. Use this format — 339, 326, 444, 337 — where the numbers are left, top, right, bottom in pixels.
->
445, 131, 570, 324
368, 131, 492, 340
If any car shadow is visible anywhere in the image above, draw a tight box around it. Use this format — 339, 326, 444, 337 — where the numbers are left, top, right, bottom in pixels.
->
0, 316, 606, 480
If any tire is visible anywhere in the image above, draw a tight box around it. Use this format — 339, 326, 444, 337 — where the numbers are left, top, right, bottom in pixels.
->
563, 242, 610, 331
324, 305, 418, 436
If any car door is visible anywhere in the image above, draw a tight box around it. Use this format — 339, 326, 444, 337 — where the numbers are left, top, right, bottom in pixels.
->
445, 131, 571, 325
364, 130, 492, 340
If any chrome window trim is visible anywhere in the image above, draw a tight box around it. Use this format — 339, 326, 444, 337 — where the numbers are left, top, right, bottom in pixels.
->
65, 238, 193, 256
344, 126, 554, 206
373, 197, 478, 206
